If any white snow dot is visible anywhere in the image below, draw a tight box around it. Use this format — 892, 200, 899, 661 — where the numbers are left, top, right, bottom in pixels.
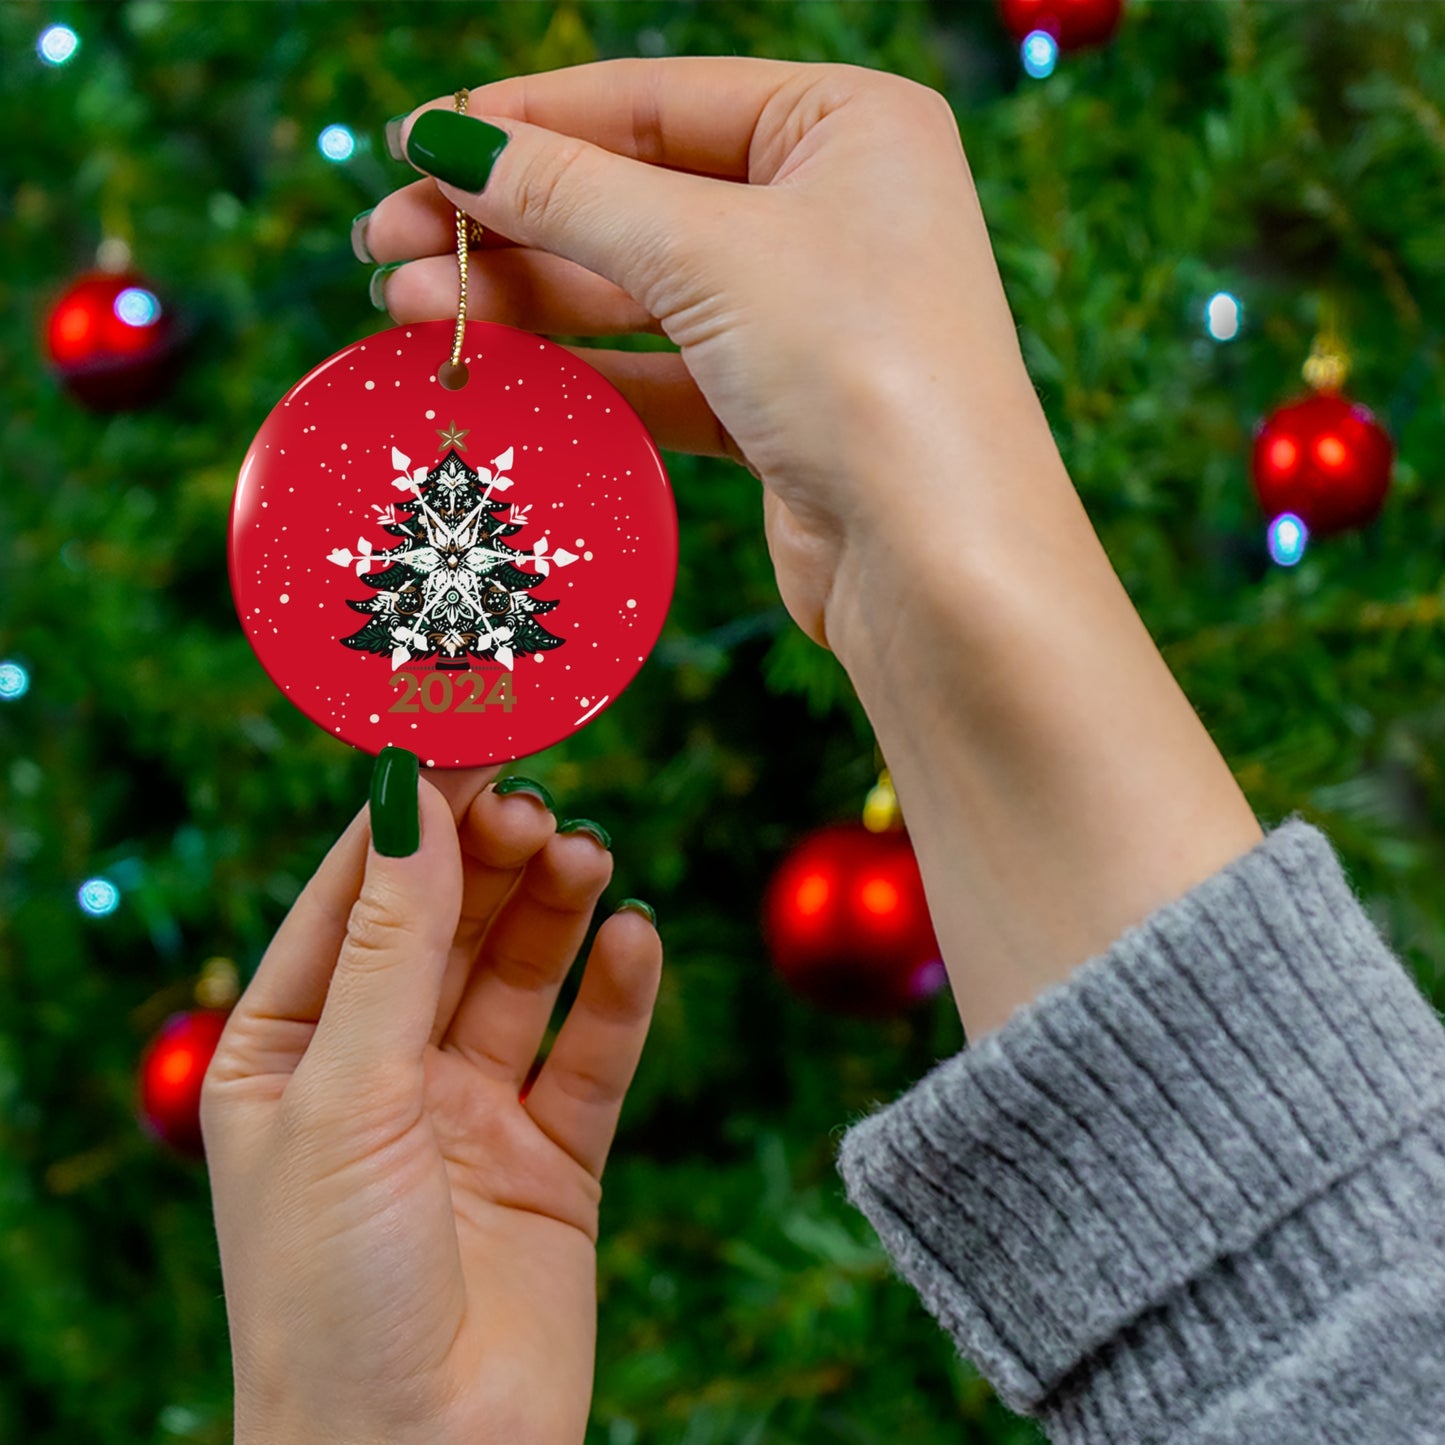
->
426, 409, 435, 419
365, 381, 375, 390
583, 551, 594, 561
574, 538, 585, 547
340, 443, 348, 451
369, 713, 380, 724
626, 598, 636, 608
280, 593, 290, 604
580, 698, 590, 708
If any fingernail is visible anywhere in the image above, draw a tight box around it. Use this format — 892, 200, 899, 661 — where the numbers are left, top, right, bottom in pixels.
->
384, 114, 409, 162
493, 775, 555, 811
370, 746, 420, 857
350, 208, 375, 264
405, 110, 510, 192
558, 818, 612, 851
369, 261, 404, 312
617, 898, 656, 926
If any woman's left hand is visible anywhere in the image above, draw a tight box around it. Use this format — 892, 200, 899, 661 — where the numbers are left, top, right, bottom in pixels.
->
202, 761, 662, 1445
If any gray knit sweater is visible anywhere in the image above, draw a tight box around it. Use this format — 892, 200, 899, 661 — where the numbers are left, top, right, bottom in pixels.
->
836, 817, 1445, 1443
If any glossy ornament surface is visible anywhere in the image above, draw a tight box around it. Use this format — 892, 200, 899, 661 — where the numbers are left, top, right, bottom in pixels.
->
44, 269, 180, 410
998, 0, 1124, 49
137, 1009, 230, 1157
230, 320, 677, 767
763, 823, 945, 1017
1251, 391, 1393, 537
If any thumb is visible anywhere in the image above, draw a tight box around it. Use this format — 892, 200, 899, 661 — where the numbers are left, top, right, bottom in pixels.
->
398, 106, 732, 315
303, 748, 462, 1087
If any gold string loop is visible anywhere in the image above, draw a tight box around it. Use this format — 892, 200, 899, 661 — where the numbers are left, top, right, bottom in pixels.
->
438, 88, 481, 391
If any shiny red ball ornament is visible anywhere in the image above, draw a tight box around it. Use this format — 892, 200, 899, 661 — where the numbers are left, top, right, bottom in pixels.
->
44, 270, 180, 410
998, 0, 1124, 49
137, 1009, 230, 1157
763, 823, 945, 1017
1251, 392, 1394, 537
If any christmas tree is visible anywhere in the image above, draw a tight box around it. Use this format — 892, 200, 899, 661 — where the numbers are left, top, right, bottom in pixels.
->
328, 439, 574, 671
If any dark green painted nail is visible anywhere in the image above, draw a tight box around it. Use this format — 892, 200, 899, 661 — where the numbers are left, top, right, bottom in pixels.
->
369, 262, 404, 312
384, 114, 409, 162
493, 775, 555, 811
558, 818, 612, 851
405, 110, 510, 192
617, 898, 656, 926
370, 746, 420, 857
350, 208, 375, 264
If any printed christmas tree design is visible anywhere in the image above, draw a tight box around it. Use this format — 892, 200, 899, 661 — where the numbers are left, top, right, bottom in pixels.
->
326, 436, 580, 671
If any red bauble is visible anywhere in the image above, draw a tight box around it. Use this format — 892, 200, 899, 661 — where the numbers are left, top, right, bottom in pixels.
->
998, 0, 1124, 49
763, 823, 945, 1017
44, 270, 180, 410
137, 1009, 230, 1157
1251, 392, 1393, 537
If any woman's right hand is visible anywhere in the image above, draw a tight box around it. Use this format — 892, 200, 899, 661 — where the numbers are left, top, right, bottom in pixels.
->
360, 58, 1066, 660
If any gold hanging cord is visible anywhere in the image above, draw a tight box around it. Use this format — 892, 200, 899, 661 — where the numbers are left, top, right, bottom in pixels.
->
439, 89, 485, 391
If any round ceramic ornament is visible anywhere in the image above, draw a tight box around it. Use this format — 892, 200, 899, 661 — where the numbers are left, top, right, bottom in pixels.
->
229, 317, 677, 767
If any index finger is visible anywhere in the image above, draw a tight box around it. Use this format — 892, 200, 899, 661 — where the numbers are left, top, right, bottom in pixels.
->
406, 55, 810, 182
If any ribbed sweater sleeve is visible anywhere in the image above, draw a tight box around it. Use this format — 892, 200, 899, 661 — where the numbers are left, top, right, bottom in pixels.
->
835, 817, 1445, 1443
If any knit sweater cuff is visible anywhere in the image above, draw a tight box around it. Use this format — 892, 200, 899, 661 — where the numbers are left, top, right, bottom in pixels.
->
835, 817, 1445, 1417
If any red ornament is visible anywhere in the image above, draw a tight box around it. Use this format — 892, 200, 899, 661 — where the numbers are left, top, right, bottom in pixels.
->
763, 823, 945, 1017
44, 270, 180, 410
998, 0, 1124, 49
230, 319, 677, 768
1251, 392, 1393, 537
137, 1009, 230, 1157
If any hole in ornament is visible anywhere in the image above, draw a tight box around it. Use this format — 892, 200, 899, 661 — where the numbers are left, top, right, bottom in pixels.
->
438, 360, 469, 390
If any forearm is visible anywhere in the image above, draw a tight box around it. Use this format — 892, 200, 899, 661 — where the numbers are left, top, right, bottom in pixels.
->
827, 392, 1262, 1039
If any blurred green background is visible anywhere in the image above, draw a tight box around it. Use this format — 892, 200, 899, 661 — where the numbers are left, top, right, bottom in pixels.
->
2, 2, 1444, 1441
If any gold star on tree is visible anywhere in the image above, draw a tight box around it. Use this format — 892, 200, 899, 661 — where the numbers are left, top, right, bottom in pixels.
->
436, 421, 470, 451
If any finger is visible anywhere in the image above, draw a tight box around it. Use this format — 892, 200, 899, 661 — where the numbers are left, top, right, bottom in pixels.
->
416, 56, 810, 182
524, 907, 663, 1180
302, 774, 464, 1083
440, 827, 614, 1084
207, 804, 371, 1087
425, 764, 504, 822
362, 177, 522, 261
429, 782, 558, 1048
379, 248, 661, 337
399, 107, 746, 311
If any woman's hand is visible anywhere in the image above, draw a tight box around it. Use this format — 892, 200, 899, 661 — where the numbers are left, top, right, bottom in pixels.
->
202, 758, 661, 1445
361, 56, 1053, 658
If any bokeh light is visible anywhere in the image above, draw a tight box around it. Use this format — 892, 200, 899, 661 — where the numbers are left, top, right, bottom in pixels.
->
78, 878, 122, 917
37, 24, 79, 66
1021, 30, 1059, 79
0, 660, 29, 701
114, 287, 162, 328
1267, 512, 1309, 567
1205, 291, 1242, 341
318, 124, 356, 162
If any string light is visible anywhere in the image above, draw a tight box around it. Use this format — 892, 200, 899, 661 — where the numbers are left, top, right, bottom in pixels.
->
1267, 512, 1308, 567
78, 877, 121, 917
1021, 30, 1059, 78
114, 287, 162, 328
1205, 291, 1242, 342
0, 660, 29, 700
318, 124, 357, 162
37, 24, 79, 66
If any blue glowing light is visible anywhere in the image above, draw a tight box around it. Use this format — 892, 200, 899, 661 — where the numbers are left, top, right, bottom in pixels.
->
114, 287, 161, 328
1021, 30, 1059, 79
1205, 291, 1242, 342
38, 24, 79, 66
1267, 512, 1309, 567
0, 661, 29, 700
78, 878, 121, 917
318, 124, 357, 162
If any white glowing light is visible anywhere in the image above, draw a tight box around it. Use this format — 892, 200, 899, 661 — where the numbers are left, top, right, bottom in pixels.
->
318, 124, 357, 162
1205, 291, 1242, 342
1021, 30, 1059, 79
78, 878, 121, 917
1267, 512, 1308, 567
114, 287, 161, 327
38, 24, 79, 66
0, 661, 29, 700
